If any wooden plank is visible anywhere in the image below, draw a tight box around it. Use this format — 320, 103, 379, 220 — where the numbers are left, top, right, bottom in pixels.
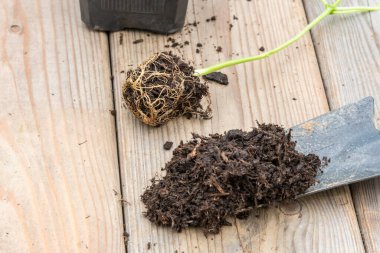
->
0, 0, 124, 252
111, 0, 365, 252
303, 0, 380, 252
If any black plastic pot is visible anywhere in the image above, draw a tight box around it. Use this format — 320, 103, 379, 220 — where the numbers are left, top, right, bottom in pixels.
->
79, 0, 189, 34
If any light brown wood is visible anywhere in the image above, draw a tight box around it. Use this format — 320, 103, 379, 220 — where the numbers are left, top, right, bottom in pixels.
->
111, 0, 365, 252
304, 0, 380, 252
0, 0, 124, 252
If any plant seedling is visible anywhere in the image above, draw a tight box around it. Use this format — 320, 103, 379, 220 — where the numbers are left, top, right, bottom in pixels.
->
194, 0, 380, 75
123, 0, 379, 126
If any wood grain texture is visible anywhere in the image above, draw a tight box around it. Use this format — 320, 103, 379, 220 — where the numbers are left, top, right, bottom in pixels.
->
0, 0, 124, 252
303, 0, 380, 252
111, 0, 365, 252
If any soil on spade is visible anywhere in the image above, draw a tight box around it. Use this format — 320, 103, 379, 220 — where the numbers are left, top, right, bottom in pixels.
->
142, 123, 324, 234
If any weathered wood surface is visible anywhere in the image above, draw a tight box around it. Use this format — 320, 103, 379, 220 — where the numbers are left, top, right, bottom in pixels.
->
111, 0, 365, 252
304, 0, 380, 252
0, 0, 124, 252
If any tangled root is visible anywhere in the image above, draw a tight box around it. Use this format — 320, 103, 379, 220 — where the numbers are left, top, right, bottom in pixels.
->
122, 52, 212, 126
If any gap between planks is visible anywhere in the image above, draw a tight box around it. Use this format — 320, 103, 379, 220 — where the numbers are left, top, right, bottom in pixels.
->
107, 31, 129, 253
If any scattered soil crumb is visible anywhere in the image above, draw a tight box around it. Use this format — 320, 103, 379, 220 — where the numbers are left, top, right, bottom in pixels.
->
259, 46, 265, 52
196, 48, 200, 53
133, 39, 144, 44
292, 98, 297, 101
119, 34, 123, 45
147, 242, 151, 250
78, 140, 87, 146
203, 72, 229, 85
164, 141, 174, 150
142, 124, 323, 234
196, 43, 203, 47
322, 156, 331, 164
110, 110, 116, 116
123, 232, 129, 245
233, 15, 239, 20
166, 37, 190, 48
123, 52, 211, 126
206, 16, 216, 22
216, 46, 223, 53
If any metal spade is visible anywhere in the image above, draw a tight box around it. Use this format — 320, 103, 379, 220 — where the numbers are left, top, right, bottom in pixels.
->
291, 97, 380, 196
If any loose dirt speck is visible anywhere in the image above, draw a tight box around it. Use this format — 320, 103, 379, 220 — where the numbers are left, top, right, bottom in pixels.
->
164, 141, 174, 150
133, 39, 144, 44
203, 72, 229, 85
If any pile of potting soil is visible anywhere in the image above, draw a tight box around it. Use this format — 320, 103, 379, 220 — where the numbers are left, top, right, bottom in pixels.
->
141, 124, 323, 234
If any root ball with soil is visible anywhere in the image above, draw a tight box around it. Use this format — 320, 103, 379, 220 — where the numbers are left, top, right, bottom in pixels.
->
122, 52, 211, 126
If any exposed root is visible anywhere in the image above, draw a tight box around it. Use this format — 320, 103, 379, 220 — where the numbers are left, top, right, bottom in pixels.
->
122, 52, 212, 126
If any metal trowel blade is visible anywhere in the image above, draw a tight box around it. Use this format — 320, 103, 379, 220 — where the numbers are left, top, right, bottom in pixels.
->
291, 97, 380, 196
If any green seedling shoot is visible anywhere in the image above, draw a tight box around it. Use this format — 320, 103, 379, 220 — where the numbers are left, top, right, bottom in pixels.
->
194, 0, 380, 76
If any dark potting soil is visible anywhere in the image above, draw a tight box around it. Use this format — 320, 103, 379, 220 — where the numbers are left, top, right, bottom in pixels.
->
141, 124, 323, 234
133, 39, 144, 44
206, 16, 217, 22
109, 109, 116, 116
123, 52, 211, 126
163, 141, 174, 150
203, 72, 229, 85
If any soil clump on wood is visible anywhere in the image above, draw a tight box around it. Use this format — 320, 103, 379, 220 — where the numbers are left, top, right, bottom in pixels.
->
203, 72, 229, 85
142, 124, 323, 234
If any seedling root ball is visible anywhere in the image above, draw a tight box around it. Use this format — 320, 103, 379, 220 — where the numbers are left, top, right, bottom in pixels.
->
123, 52, 211, 126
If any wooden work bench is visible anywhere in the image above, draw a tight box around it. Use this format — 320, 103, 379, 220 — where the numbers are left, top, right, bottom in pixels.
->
1, 0, 379, 252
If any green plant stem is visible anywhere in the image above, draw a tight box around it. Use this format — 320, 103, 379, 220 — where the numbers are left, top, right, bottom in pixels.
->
333, 5, 380, 14
194, 6, 334, 76
194, 1, 378, 76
